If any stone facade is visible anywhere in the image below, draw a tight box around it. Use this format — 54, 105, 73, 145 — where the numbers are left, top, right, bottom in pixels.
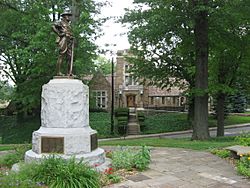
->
114, 50, 186, 110
88, 72, 112, 111
88, 50, 187, 111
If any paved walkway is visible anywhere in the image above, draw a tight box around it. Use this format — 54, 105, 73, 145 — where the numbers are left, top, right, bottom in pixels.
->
105, 147, 250, 188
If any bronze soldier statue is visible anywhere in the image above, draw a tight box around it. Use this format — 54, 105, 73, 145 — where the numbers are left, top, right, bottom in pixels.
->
52, 11, 74, 76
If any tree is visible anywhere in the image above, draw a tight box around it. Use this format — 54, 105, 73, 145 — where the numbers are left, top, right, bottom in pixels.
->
122, 0, 210, 139
0, 0, 103, 117
94, 56, 112, 75
123, 0, 249, 140
191, 0, 210, 140
0, 80, 13, 102
209, 0, 250, 136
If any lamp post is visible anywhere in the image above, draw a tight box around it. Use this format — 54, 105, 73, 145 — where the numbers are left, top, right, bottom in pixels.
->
111, 57, 114, 135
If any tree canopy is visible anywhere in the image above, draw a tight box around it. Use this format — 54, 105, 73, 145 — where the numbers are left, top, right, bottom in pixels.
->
0, 0, 104, 114
122, 0, 250, 139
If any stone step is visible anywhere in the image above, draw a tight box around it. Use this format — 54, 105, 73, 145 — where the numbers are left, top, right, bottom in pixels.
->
127, 123, 140, 135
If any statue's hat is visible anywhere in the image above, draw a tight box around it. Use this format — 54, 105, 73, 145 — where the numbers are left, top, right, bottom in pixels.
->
61, 11, 72, 17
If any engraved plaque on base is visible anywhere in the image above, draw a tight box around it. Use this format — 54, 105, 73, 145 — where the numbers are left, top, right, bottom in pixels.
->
41, 137, 64, 154
91, 133, 98, 151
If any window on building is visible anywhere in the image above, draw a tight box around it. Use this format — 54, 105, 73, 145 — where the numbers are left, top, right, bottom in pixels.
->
125, 64, 130, 73
150, 97, 154, 105
162, 97, 165, 104
125, 75, 137, 86
93, 90, 107, 108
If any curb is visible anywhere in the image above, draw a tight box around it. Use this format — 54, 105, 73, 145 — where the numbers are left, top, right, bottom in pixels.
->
99, 123, 250, 142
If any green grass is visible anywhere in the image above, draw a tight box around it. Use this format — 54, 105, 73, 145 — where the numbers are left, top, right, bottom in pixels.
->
142, 113, 250, 134
0, 112, 113, 144
0, 145, 15, 151
100, 137, 237, 151
142, 113, 190, 134
90, 112, 119, 138
208, 115, 250, 127
0, 112, 249, 144
0, 116, 40, 144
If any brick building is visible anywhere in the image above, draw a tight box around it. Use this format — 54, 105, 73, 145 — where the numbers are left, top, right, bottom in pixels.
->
88, 50, 187, 111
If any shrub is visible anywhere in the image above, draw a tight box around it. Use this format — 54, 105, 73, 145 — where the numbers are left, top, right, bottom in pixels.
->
237, 155, 250, 178
115, 108, 129, 135
0, 144, 30, 168
134, 146, 150, 171
0, 162, 41, 188
0, 157, 101, 188
32, 157, 101, 188
142, 113, 191, 134
89, 112, 112, 138
235, 132, 250, 146
111, 146, 151, 171
137, 111, 145, 131
210, 149, 230, 158
112, 147, 135, 170
115, 108, 129, 117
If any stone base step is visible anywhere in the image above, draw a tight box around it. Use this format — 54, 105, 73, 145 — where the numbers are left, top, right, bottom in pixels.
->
127, 123, 140, 135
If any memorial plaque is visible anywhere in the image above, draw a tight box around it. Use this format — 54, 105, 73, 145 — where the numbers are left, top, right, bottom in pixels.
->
41, 137, 64, 154
91, 133, 98, 151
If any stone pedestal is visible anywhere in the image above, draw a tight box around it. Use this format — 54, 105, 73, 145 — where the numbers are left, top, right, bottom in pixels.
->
25, 79, 106, 166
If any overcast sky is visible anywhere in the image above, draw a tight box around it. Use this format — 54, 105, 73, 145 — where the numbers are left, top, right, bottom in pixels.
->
95, 0, 134, 58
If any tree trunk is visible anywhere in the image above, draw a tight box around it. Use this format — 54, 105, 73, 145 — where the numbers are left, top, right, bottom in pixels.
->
191, 0, 210, 140
187, 96, 195, 126
216, 93, 226, 136
71, 0, 81, 24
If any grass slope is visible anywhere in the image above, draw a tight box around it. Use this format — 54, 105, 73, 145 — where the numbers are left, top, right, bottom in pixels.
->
100, 137, 237, 151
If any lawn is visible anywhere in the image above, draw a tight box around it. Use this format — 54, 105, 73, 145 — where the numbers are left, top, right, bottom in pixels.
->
0, 112, 249, 144
100, 136, 237, 151
141, 112, 250, 134
0, 145, 15, 151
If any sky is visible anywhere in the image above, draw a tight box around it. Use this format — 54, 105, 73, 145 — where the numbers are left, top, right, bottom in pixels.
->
95, 0, 134, 58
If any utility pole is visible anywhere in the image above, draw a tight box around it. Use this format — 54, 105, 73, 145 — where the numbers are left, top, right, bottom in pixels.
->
111, 57, 114, 134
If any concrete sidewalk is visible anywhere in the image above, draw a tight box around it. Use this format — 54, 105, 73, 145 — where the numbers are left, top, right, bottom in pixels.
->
99, 123, 250, 141
104, 147, 250, 188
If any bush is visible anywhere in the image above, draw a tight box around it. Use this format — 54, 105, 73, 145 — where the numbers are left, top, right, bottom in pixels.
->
134, 146, 151, 171
142, 113, 191, 134
111, 146, 151, 171
210, 149, 230, 158
89, 112, 112, 138
237, 155, 250, 178
1, 157, 101, 188
115, 108, 129, 135
115, 108, 129, 117
0, 144, 30, 168
33, 157, 101, 188
89, 108, 108, 113
235, 132, 250, 146
137, 111, 145, 131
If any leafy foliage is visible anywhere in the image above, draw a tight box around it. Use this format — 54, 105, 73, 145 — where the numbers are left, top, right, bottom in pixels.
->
0, 144, 30, 168
89, 112, 113, 138
32, 157, 100, 188
210, 149, 230, 158
0, 157, 101, 188
0, 81, 13, 102
0, 0, 103, 114
122, 0, 250, 139
235, 132, 250, 146
111, 146, 151, 171
142, 113, 191, 134
237, 155, 250, 178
